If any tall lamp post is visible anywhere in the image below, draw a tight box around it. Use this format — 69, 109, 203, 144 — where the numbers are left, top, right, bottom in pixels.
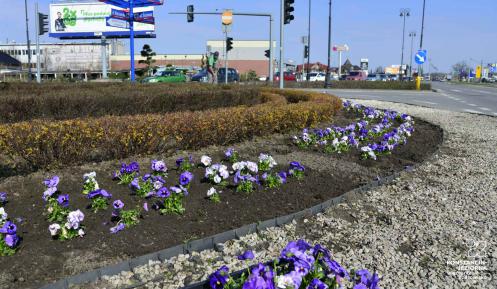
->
306, 0, 311, 82
24, 0, 32, 81
399, 8, 410, 81
324, 0, 332, 88
418, 0, 426, 75
408, 31, 416, 79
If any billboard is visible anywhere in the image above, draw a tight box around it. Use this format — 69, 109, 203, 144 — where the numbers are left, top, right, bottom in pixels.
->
360, 58, 369, 71
49, 2, 155, 39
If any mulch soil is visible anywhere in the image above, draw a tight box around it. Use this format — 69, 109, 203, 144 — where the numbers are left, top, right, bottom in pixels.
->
0, 110, 443, 289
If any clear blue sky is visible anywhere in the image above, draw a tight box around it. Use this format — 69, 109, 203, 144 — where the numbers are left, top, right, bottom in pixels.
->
1, 0, 496, 72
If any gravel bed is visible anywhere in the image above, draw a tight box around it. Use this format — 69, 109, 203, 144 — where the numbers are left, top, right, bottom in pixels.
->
78, 101, 497, 289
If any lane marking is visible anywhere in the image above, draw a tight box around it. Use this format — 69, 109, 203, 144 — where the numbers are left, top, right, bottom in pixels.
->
463, 109, 483, 114
493, 112, 497, 116
468, 103, 478, 107
477, 90, 494, 95
478, 107, 491, 111
412, 100, 438, 105
452, 89, 462, 92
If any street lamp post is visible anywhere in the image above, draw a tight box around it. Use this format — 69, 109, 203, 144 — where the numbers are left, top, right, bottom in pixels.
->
409, 31, 416, 79
399, 8, 410, 81
24, 0, 32, 81
306, 0, 311, 82
324, 0, 332, 88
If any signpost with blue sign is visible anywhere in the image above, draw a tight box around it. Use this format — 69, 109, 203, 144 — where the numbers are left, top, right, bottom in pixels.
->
415, 50, 427, 65
100, 0, 164, 82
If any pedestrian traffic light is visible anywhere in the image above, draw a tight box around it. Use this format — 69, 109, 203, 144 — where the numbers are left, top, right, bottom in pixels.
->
304, 45, 309, 58
187, 5, 194, 23
264, 49, 270, 58
226, 37, 233, 52
284, 0, 295, 24
38, 13, 49, 35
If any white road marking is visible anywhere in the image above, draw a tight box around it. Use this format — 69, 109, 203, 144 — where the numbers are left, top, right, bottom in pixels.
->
478, 107, 491, 111
477, 90, 494, 95
468, 103, 478, 107
493, 112, 497, 116
452, 89, 462, 92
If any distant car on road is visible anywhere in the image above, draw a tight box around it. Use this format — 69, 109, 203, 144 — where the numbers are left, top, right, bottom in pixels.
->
142, 70, 187, 83
274, 72, 297, 82
387, 74, 399, 81
366, 74, 378, 81
191, 68, 240, 83
378, 74, 388, 81
308, 72, 326, 82
345, 71, 368, 81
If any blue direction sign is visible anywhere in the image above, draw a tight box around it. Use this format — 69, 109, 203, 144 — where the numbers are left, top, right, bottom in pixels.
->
134, 11, 155, 24
111, 8, 129, 20
106, 17, 130, 29
415, 50, 427, 65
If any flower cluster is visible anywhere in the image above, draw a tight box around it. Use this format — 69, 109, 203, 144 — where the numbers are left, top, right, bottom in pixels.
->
87, 189, 112, 213
176, 156, 195, 172
233, 161, 259, 194
293, 100, 414, 160
109, 200, 140, 234
208, 240, 380, 289
82, 172, 99, 195
113, 162, 140, 185
224, 148, 240, 163
205, 163, 230, 186
42, 176, 85, 240
151, 160, 168, 177
0, 199, 20, 256
258, 153, 277, 172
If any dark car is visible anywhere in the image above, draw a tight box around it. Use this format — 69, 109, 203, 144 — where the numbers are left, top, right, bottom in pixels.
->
191, 68, 240, 83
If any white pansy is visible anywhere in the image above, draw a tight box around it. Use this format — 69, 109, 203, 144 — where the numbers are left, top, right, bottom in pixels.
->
246, 162, 258, 173
205, 167, 215, 177
83, 172, 97, 181
201, 155, 212, 167
213, 175, 222, 184
0, 207, 7, 220
207, 187, 217, 197
232, 162, 246, 171
78, 229, 85, 237
48, 223, 61, 236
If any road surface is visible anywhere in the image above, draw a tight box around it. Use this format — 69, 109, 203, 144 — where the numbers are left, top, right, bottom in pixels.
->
311, 82, 497, 116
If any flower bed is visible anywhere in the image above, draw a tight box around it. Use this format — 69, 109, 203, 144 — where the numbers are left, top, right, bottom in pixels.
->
0, 83, 264, 123
0, 101, 443, 288
0, 89, 342, 172
207, 240, 380, 289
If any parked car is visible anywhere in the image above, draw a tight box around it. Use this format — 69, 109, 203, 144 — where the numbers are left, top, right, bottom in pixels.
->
387, 74, 399, 81
378, 74, 388, 81
142, 70, 187, 83
217, 68, 240, 83
274, 72, 297, 82
366, 74, 378, 81
345, 71, 368, 81
191, 68, 240, 83
308, 72, 326, 82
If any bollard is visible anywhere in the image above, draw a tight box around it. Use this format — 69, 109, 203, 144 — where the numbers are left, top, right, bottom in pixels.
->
416, 76, 421, 90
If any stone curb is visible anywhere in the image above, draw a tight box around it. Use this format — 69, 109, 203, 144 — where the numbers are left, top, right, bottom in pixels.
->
38, 120, 445, 289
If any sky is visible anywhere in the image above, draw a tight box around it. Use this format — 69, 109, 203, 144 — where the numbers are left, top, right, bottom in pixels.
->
1, 0, 496, 72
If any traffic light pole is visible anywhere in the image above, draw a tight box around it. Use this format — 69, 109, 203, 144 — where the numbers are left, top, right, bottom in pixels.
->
129, 0, 136, 82
279, 0, 284, 89
225, 30, 228, 84
35, 2, 41, 83
269, 16, 274, 82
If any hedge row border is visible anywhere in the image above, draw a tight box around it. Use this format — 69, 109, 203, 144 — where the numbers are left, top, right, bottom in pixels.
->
38, 123, 443, 289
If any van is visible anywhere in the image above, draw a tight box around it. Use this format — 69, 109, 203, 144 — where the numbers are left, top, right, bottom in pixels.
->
345, 71, 367, 81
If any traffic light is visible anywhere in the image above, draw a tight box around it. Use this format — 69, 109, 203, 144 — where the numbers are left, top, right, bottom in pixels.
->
304, 45, 309, 58
284, 0, 295, 24
187, 5, 194, 23
226, 37, 233, 52
38, 13, 49, 35
264, 49, 270, 58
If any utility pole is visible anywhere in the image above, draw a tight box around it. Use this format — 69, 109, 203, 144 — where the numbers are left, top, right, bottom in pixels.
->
35, 2, 41, 83
399, 9, 410, 81
129, 0, 135, 82
25, 0, 32, 81
306, 0, 311, 82
409, 31, 416, 79
419, 0, 426, 75
324, 0, 332, 88
279, 0, 284, 89
101, 36, 108, 79
269, 16, 274, 82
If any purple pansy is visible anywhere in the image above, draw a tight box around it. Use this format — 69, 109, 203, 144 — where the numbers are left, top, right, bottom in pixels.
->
113, 200, 124, 210
179, 171, 194, 186
110, 223, 125, 234
209, 265, 230, 289
43, 176, 59, 188
238, 250, 255, 261
4, 233, 19, 248
0, 192, 6, 204
290, 161, 305, 172
151, 160, 167, 173
42, 186, 57, 201
87, 189, 112, 199
0, 221, 17, 235
57, 194, 70, 207
307, 279, 328, 289
156, 187, 171, 198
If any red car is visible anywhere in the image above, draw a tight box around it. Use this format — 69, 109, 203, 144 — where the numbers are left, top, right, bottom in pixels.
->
345, 71, 368, 81
274, 72, 297, 82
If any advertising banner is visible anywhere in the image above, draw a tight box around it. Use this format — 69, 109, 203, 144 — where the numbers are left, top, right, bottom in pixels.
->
49, 2, 155, 39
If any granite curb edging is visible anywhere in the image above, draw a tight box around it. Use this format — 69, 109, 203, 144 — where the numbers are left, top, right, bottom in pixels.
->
38, 121, 445, 289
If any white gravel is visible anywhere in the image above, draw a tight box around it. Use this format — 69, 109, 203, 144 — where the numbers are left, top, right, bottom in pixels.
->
82, 101, 497, 289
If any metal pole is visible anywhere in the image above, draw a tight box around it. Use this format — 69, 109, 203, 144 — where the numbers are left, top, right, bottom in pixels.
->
306, 0, 311, 82
25, 0, 32, 81
338, 51, 342, 80
279, 0, 284, 89
418, 0, 426, 75
269, 16, 274, 82
35, 2, 41, 83
225, 30, 228, 84
129, 0, 135, 82
409, 32, 415, 79
324, 0, 332, 88
101, 36, 108, 79
400, 12, 407, 81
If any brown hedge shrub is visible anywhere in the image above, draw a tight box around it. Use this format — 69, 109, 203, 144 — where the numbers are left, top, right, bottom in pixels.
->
0, 89, 342, 170
0, 82, 264, 123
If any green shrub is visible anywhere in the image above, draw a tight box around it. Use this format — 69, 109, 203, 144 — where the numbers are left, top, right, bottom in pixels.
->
0, 83, 263, 123
0, 89, 342, 171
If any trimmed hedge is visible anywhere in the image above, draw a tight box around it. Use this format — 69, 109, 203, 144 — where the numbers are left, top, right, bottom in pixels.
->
0, 82, 264, 123
0, 89, 342, 170
281, 80, 432, 90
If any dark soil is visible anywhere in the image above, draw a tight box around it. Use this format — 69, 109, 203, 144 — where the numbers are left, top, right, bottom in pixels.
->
0, 110, 443, 289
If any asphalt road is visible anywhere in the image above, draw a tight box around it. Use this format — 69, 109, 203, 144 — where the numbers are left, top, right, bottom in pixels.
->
311, 82, 497, 116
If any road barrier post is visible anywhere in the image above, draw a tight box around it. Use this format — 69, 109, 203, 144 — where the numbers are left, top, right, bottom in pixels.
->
416, 76, 421, 90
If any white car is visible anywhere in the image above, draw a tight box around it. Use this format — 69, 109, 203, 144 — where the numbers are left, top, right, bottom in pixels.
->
308, 72, 326, 82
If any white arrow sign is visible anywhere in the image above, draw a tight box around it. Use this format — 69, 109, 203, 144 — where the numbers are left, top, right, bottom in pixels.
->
106, 17, 129, 29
